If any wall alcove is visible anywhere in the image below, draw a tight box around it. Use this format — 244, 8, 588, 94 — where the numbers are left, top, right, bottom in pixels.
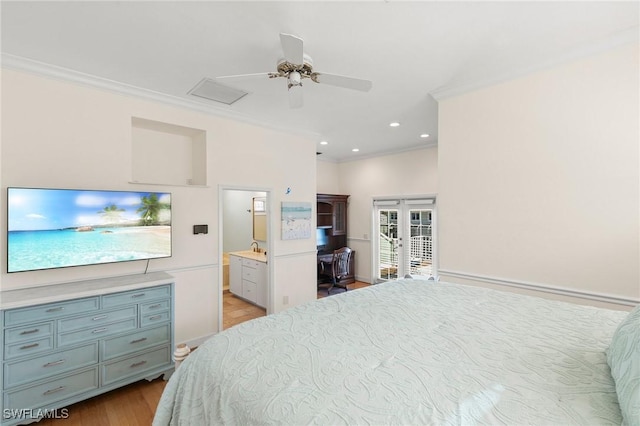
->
131, 117, 207, 186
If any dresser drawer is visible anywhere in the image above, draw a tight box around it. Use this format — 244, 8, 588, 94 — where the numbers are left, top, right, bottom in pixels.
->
102, 325, 170, 361
58, 318, 137, 347
140, 311, 170, 328
102, 345, 171, 385
4, 322, 53, 345
102, 285, 171, 308
4, 343, 98, 388
140, 299, 170, 315
4, 368, 99, 410
5, 336, 53, 360
4, 297, 100, 326
58, 306, 137, 333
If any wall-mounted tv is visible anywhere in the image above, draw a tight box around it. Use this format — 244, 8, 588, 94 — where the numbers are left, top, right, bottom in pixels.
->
7, 188, 171, 273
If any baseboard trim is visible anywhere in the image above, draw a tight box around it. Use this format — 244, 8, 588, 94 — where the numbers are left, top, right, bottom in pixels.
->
438, 269, 639, 307
180, 333, 216, 350
354, 275, 372, 284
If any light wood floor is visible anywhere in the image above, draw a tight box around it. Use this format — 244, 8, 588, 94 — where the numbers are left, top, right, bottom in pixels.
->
317, 280, 370, 298
223, 289, 267, 329
40, 281, 369, 425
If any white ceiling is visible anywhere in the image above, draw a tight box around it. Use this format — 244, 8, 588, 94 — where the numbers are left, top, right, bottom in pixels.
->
1, 1, 638, 162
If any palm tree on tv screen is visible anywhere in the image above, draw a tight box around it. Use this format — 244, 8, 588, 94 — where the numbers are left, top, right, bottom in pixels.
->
137, 194, 166, 225
98, 204, 125, 225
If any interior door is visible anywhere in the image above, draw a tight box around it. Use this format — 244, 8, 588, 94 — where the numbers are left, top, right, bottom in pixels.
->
374, 198, 435, 282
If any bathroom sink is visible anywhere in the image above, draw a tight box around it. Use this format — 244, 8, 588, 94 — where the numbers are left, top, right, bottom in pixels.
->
230, 250, 267, 262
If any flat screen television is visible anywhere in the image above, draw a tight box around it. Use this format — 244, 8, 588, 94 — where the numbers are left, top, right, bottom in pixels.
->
7, 187, 172, 273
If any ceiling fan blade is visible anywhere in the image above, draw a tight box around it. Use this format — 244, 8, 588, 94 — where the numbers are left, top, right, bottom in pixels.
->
288, 84, 303, 109
279, 33, 304, 65
313, 72, 373, 92
216, 72, 272, 82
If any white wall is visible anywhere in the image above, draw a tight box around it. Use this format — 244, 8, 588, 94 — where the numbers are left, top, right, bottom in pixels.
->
316, 159, 341, 194
437, 42, 639, 308
317, 147, 439, 282
1, 69, 318, 345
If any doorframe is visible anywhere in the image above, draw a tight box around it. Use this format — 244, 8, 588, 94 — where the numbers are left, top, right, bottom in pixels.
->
371, 195, 438, 282
218, 185, 273, 333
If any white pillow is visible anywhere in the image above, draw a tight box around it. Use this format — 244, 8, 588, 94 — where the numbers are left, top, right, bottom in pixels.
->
606, 304, 640, 426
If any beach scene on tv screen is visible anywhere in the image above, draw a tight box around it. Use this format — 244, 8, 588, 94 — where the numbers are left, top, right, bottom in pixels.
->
7, 188, 171, 273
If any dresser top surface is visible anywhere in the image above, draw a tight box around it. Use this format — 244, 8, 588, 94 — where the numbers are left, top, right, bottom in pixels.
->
0, 272, 173, 310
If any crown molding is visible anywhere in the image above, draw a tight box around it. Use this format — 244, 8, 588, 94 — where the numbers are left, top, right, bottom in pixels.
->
333, 140, 438, 164
431, 26, 639, 100
0, 53, 320, 142
317, 140, 438, 163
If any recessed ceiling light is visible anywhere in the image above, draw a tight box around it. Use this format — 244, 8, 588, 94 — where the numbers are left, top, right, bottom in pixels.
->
320, 141, 328, 145
352, 148, 360, 152
420, 133, 430, 138
389, 122, 400, 127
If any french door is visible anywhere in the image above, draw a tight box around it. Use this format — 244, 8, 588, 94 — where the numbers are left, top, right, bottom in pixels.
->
374, 198, 436, 282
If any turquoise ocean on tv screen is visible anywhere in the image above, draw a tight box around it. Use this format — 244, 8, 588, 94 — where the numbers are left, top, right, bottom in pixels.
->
8, 227, 171, 272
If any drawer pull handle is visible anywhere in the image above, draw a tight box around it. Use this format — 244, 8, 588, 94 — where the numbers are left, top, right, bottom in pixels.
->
148, 304, 162, 309
132, 293, 146, 298
130, 337, 148, 344
46, 307, 64, 313
92, 328, 108, 334
130, 360, 147, 368
20, 328, 40, 335
148, 315, 162, 321
44, 359, 65, 368
43, 386, 66, 396
92, 314, 109, 321
20, 343, 40, 350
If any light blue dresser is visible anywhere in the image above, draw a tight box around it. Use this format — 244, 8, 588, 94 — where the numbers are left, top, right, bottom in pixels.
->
0, 272, 174, 425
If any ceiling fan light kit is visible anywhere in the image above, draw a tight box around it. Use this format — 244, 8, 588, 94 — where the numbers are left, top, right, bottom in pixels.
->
216, 33, 372, 108
287, 71, 302, 88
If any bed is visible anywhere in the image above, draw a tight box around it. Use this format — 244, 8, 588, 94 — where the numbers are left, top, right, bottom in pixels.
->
153, 279, 639, 425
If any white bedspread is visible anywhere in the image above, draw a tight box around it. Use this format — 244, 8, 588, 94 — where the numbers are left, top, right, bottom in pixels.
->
154, 280, 627, 425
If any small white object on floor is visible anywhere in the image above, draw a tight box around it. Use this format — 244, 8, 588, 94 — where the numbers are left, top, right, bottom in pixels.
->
174, 343, 191, 369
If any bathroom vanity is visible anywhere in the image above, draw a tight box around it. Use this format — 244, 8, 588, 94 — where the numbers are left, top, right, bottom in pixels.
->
228, 251, 267, 308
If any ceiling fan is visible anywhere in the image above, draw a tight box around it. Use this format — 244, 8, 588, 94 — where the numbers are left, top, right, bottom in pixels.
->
217, 33, 373, 108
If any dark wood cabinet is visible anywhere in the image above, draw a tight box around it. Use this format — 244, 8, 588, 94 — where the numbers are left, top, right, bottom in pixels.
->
317, 202, 333, 229
332, 199, 347, 235
316, 194, 354, 284
317, 194, 348, 236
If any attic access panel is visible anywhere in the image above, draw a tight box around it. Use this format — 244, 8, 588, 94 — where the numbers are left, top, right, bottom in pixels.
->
188, 78, 248, 105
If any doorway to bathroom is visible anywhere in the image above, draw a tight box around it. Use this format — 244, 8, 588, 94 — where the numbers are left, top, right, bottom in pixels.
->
220, 187, 271, 331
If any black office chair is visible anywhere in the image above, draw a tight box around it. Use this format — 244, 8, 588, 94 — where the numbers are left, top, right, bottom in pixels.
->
318, 247, 352, 294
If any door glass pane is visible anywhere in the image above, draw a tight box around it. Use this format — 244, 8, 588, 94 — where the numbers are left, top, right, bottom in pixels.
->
408, 208, 432, 277
378, 209, 399, 280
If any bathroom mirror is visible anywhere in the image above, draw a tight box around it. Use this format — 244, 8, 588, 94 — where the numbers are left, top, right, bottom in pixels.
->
253, 197, 267, 241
